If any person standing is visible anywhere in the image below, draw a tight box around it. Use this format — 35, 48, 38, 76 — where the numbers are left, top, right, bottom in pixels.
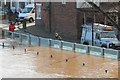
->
15, 9, 19, 24
8, 9, 14, 22
9, 22, 15, 32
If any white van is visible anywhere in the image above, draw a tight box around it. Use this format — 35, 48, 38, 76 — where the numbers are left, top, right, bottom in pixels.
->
18, 4, 35, 22
81, 23, 120, 48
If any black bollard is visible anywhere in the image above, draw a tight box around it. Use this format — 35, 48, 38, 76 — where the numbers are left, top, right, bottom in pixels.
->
2, 43, 4, 48
66, 59, 68, 62
50, 55, 53, 58
24, 48, 27, 53
12, 46, 15, 50
83, 63, 85, 66
37, 52, 39, 55
105, 70, 108, 73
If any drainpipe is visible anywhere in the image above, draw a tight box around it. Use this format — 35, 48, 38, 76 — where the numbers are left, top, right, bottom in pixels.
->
118, 1, 120, 40
49, 2, 52, 33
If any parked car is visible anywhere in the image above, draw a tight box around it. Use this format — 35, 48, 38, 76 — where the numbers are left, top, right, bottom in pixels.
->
18, 4, 35, 23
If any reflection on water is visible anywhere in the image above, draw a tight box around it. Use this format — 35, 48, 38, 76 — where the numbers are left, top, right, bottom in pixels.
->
0, 39, 118, 78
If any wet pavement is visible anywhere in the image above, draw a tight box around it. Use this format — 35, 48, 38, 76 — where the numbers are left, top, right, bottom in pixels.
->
0, 38, 119, 78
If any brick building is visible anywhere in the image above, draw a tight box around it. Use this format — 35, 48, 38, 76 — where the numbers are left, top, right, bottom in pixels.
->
35, 2, 119, 42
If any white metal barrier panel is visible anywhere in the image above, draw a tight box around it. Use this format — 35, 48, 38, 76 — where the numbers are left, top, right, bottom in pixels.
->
104, 49, 119, 60
89, 46, 102, 56
51, 39, 61, 49
1, 29, 120, 60
30, 35, 39, 46
75, 44, 87, 54
40, 37, 49, 47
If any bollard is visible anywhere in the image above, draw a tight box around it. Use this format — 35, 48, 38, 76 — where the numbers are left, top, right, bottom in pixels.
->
50, 55, 53, 58
83, 63, 85, 66
23, 19, 26, 29
24, 48, 27, 53
37, 52, 39, 55
12, 46, 15, 50
105, 70, 108, 73
66, 59, 68, 62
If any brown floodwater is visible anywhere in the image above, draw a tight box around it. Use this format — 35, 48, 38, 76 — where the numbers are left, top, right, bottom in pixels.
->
27, 46, 118, 78
0, 39, 119, 78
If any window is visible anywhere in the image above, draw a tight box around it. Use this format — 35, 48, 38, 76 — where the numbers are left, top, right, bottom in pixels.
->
96, 33, 100, 40
62, 0, 66, 4
36, 3, 41, 19
76, 0, 100, 8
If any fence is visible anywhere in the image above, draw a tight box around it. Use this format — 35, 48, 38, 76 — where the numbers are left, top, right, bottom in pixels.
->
1, 29, 120, 60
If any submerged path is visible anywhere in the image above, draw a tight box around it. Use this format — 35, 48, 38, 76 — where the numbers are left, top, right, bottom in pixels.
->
0, 39, 119, 78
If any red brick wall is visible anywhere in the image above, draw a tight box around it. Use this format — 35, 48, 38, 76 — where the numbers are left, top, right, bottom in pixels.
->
43, 2, 78, 40
36, 2, 80, 40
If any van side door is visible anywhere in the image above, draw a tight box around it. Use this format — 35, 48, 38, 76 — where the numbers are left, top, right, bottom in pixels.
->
94, 33, 101, 47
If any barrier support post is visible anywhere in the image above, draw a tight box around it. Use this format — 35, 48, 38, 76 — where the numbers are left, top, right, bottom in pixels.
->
117, 50, 120, 60
86, 45, 90, 55
2, 30, 5, 39
49, 39, 52, 47
11, 32, 14, 39
38, 37, 41, 46
28, 35, 31, 46
101, 48, 104, 57
60, 41, 63, 50
73, 43, 76, 52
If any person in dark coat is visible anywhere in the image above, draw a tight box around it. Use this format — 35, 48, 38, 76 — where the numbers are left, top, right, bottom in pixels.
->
8, 9, 14, 22
15, 9, 19, 23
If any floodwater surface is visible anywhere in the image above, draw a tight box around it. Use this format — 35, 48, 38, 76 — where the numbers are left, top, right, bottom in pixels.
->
0, 39, 119, 78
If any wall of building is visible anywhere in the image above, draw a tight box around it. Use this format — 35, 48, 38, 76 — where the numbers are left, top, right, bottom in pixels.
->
50, 2, 78, 40
35, 2, 119, 42
36, 2, 78, 40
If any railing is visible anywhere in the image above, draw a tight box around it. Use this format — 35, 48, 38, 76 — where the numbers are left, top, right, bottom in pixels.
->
1, 29, 120, 60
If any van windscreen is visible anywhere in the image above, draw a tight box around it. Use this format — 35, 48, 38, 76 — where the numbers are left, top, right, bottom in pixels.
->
22, 7, 32, 13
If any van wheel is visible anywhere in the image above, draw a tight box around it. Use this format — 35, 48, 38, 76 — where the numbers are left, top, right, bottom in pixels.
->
29, 18, 34, 23
83, 42, 89, 45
